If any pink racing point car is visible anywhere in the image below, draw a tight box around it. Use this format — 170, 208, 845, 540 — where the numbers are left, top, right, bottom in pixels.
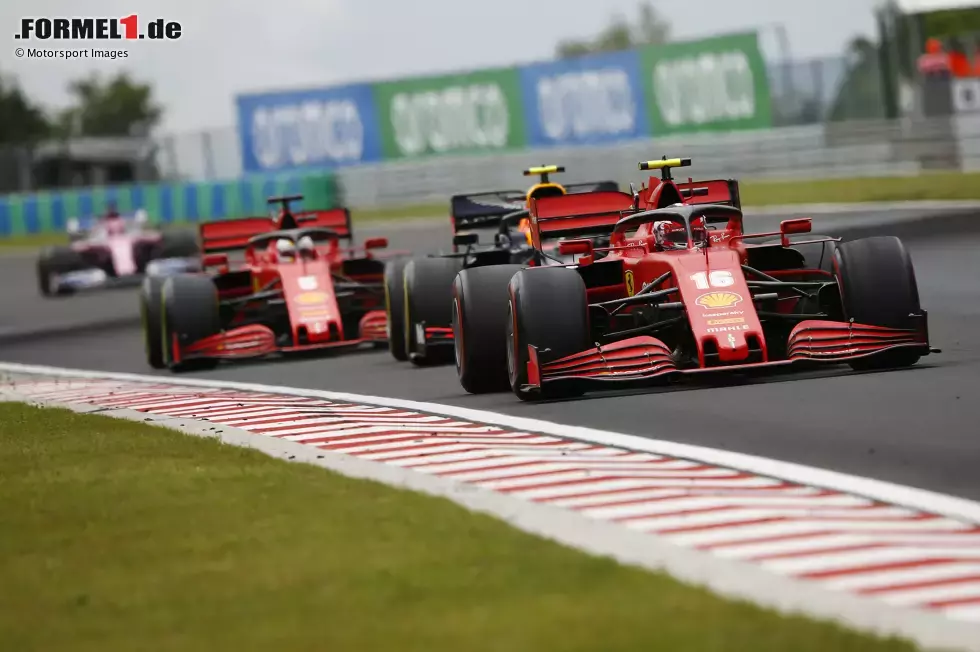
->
36, 207, 200, 297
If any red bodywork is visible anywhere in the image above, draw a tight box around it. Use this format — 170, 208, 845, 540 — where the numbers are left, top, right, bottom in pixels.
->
170, 205, 397, 364
519, 176, 934, 393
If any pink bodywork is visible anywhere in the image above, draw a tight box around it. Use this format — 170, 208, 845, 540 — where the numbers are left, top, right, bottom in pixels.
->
71, 217, 161, 276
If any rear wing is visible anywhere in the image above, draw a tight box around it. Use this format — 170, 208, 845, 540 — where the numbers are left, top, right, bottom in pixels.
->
450, 190, 527, 231
564, 181, 620, 194
529, 191, 635, 249
199, 217, 275, 253
294, 208, 353, 239
450, 180, 621, 232
675, 179, 741, 209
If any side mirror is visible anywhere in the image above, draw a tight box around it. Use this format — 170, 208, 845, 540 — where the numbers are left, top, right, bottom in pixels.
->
202, 253, 228, 268
452, 232, 479, 247
780, 217, 811, 246
364, 237, 388, 250
557, 239, 593, 256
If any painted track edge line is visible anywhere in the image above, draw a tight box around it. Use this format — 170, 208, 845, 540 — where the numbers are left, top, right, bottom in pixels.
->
3, 389, 978, 652
1, 360, 978, 527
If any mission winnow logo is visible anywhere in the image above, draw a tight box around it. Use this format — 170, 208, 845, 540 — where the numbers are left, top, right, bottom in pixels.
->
15, 15, 182, 41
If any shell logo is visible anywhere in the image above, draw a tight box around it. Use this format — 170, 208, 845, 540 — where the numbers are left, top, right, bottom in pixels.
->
696, 292, 743, 309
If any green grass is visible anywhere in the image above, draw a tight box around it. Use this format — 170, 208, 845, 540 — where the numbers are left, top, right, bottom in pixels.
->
4, 170, 980, 250
741, 171, 980, 205
0, 232, 73, 250
0, 401, 917, 652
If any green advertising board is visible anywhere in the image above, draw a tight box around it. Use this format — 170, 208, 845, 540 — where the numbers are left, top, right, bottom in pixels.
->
373, 67, 527, 160
639, 32, 773, 135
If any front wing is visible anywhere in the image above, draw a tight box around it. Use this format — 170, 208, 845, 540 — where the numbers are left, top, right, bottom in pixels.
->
523, 317, 938, 393
170, 310, 387, 365
51, 257, 200, 294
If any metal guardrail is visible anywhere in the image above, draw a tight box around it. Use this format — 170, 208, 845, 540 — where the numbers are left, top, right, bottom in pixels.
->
4, 113, 980, 210
333, 113, 980, 208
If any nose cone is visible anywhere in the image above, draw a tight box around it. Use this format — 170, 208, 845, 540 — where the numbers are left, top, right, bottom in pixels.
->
672, 250, 767, 367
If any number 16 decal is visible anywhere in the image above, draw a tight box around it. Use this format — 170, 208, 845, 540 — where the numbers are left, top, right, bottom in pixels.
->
690, 271, 734, 289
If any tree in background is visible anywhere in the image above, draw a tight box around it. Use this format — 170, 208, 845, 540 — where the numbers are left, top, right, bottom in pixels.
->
0, 73, 50, 145
56, 72, 162, 138
828, 36, 889, 122
556, 2, 670, 58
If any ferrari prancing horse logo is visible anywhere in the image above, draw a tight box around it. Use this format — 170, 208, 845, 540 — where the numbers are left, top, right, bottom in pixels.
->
625, 270, 635, 297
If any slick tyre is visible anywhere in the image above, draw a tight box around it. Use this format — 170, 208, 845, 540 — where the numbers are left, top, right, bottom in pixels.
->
507, 267, 590, 401
452, 264, 525, 394
835, 236, 922, 371
140, 276, 166, 369
161, 274, 221, 373
157, 230, 201, 259
36, 246, 86, 297
383, 258, 409, 361
403, 257, 463, 366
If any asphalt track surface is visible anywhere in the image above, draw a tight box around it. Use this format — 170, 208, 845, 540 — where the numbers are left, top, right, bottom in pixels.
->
2, 207, 979, 503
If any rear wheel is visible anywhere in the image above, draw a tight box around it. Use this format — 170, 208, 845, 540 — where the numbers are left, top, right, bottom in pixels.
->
403, 257, 463, 366
452, 264, 525, 394
383, 258, 409, 361
507, 267, 590, 401
157, 229, 200, 258
140, 276, 166, 369
835, 236, 922, 371
161, 274, 221, 373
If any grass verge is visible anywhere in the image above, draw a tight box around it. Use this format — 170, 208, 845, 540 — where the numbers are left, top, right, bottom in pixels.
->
4, 171, 980, 250
0, 401, 917, 652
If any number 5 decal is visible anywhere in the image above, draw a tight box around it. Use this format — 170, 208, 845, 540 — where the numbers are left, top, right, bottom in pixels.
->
690, 271, 735, 289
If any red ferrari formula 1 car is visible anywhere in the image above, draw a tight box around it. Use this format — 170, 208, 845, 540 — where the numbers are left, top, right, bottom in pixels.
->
451, 157, 938, 399
139, 196, 393, 372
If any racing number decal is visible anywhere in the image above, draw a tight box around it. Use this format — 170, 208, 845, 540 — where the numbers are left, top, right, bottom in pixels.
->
625, 270, 635, 296
690, 271, 734, 289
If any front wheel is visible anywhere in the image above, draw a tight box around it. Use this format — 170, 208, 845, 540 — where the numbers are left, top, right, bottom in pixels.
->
507, 267, 590, 401
403, 257, 463, 366
835, 236, 922, 371
140, 276, 166, 369
383, 258, 409, 361
161, 275, 221, 373
452, 264, 525, 394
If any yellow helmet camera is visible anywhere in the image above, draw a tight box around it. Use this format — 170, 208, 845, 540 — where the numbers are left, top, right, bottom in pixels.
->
639, 157, 691, 181
524, 165, 567, 201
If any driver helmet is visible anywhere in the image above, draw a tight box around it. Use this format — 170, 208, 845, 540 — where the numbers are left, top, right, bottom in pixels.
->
297, 235, 315, 257
653, 220, 688, 250
105, 203, 120, 219
276, 238, 296, 260
105, 219, 125, 235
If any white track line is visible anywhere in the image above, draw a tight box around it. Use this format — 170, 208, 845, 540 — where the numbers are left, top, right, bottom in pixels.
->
3, 363, 980, 651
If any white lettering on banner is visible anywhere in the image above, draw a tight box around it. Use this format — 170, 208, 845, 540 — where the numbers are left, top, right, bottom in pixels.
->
250, 100, 364, 170
390, 84, 509, 156
536, 68, 636, 141
654, 50, 756, 127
